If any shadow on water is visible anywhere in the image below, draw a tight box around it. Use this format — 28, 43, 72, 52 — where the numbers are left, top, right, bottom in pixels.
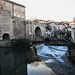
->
0, 48, 28, 75
0, 47, 55, 75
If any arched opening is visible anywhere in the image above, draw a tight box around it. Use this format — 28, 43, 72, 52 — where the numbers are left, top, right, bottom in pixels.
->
35, 27, 42, 37
3, 33, 10, 40
46, 27, 51, 32
44, 38, 50, 42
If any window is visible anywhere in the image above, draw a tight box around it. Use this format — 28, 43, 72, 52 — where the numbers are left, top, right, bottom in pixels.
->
22, 14, 24, 18
4, 3, 6, 6
18, 7, 20, 10
58, 26, 60, 29
9, 4, 11, 8
18, 13, 20, 17
22, 9, 24, 12
14, 6, 15, 9
14, 13, 16, 16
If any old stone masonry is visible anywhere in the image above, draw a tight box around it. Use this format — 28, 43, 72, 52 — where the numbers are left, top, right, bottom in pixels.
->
0, 9, 26, 40
0, 9, 46, 40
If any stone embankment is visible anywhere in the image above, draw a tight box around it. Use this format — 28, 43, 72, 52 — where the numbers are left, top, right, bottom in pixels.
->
69, 48, 75, 62
0, 41, 10, 47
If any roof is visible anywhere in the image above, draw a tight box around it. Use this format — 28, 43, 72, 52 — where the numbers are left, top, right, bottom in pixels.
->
67, 26, 71, 28
5, 0, 25, 8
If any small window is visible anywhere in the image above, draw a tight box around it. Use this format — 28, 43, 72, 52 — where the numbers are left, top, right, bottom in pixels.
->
4, 3, 6, 6
58, 26, 60, 29
14, 6, 15, 9
22, 9, 24, 12
14, 13, 16, 16
18, 7, 20, 10
22, 14, 24, 18
9, 4, 11, 8
18, 13, 20, 17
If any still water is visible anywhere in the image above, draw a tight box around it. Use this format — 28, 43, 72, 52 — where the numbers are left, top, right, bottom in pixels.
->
0, 44, 75, 75
0, 47, 55, 75
0, 48, 27, 75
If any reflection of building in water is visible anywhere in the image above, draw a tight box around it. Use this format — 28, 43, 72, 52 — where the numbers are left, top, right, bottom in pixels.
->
30, 61, 41, 67
0, 48, 27, 75
27, 61, 55, 75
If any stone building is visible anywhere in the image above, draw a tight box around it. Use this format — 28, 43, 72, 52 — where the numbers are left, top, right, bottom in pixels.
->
0, 9, 26, 40
12, 17, 26, 39
0, 0, 26, 40
26, 20, 46, 40
0, 9, 13, 40
0, 0, 26, 19
71, 24, 75, 43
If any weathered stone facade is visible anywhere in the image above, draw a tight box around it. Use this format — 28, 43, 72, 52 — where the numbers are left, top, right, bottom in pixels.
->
12, 17, 26, 39
26, 20, 46, 40
0, 9, 13, 40
0, 9, 47, 40
0, 0, 25, 19
0, 9, 26, 40
71, 24, 75, 43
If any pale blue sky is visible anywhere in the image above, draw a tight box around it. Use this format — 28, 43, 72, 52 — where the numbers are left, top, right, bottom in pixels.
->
11, 0, 75, 21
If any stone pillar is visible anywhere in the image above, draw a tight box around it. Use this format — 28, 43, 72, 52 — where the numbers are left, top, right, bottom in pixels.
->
71, 24, 75, 43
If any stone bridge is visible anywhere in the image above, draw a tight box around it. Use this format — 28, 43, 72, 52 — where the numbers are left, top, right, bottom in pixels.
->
26, 21, 46, 41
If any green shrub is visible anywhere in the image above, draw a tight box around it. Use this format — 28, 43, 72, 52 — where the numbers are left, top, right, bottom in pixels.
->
10, 38, 31, 51
67, 41, 75, 49
33, 46, 37, 53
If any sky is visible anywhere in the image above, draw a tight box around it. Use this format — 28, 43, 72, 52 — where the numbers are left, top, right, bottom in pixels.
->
10, 0, 75, 21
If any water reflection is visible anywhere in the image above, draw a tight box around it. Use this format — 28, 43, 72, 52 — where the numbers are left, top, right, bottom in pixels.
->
0, 47, 55, 75
27, 61, 55, 75
0, 48, 27, 75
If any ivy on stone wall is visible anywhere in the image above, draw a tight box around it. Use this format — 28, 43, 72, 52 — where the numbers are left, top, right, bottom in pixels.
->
10, 38, 31, 51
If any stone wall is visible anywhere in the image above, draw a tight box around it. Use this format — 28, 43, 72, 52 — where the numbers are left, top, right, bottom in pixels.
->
26, 21, 46, 40
0, 9, 13, 40
71, 24, 75, 43
0, 0, 25, 19
0, 9, 46, 40
12, 17, 26, 39
0, 9, 26, 40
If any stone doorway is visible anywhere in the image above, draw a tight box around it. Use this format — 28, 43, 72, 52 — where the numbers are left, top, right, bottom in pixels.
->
35, 27, 42, 37
3, 33, 10, 40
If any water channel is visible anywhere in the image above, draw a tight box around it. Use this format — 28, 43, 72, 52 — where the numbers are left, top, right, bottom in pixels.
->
36, 44, 75, 75
0, 44, 75, 75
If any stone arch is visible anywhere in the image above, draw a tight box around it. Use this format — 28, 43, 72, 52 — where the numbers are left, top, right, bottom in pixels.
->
44, 38, 50, 42
46, 26, 51, 32
35, 26, 42, 37
3, 33, 10, 40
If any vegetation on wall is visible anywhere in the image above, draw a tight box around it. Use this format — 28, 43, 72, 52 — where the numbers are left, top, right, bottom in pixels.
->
23, 21, 28, 25
67, 41, 75, 49
33, 46, 37, 53
10, 38, 31, 51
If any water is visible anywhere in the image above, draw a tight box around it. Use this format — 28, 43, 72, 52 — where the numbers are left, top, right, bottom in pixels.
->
27, 61, 55, 75
36, 44, 68, 63
0, 44, 75, 75
36, 44, 75, 75
0, 48, 27, 75
0, 47, 55, 75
